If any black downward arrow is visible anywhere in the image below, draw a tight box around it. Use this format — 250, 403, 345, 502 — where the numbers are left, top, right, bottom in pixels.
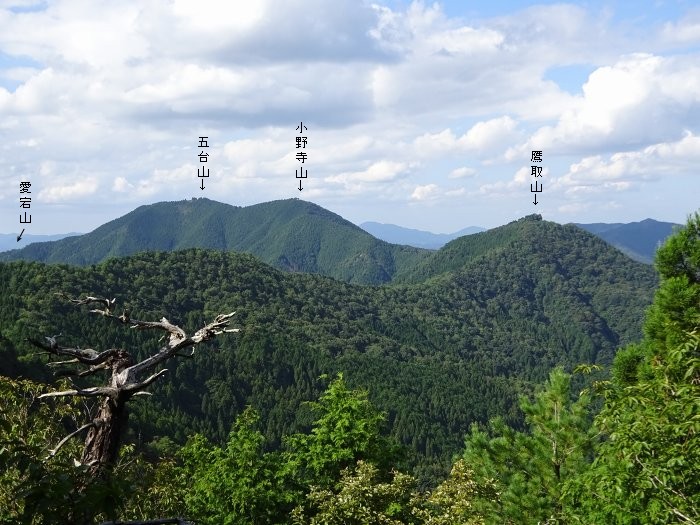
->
533, 194, 538, 205
298, 180, 303, 191
17, 228, 25, 242
200, 179, 205, 191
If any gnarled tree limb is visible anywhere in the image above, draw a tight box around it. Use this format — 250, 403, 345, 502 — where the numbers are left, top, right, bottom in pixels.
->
38, 386, 118, 399
123, 369, 168, 394
35, 293, 239, 482
47, 421, 97, 458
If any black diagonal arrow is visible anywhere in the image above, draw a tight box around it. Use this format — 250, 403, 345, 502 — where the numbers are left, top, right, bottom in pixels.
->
17, 228, 25, 242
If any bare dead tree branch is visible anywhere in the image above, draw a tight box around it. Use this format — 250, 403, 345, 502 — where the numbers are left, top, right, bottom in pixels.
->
122, 369, 168, 394
46, 358, 81, 367
26, 338, 124, 366
119, 311, 239, 384
46, 421, 97, 458
38, 386, 118, 399
35, 293, 239, 483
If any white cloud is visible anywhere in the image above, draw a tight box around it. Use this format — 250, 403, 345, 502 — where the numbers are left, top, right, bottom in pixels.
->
461, 116, 518, 151
413, 116, 519, 159
0, 1, 697, 231
327, 160, 409, 184
510, 53, 700, 157
478, 166, 547, 196
38, 177, 99, 203
224, 138, 287, 163
410, 183, 439, 201
172, 0, 265, 33
112, 176, 134, 192
660, 10, 700, 45
425, 26, 505, 55
449, 167, 476, 179
0, 2, 148, 68
553, 131, 700, 196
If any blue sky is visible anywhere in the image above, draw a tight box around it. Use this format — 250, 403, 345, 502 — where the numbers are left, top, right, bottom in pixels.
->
1, 0, 699, 234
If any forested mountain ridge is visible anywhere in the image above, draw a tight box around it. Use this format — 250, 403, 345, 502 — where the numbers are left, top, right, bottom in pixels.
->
0, 214, 658, 483
573, 218, 680, 264
0, 198, 429, 285
1, 197, 673, 290
394, 214, 561, 283
3, 214, 698, 525
0, 232, 82, 252
359, 221, 485, 249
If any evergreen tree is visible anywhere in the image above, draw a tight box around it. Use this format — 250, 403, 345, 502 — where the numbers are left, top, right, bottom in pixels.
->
570, 212, 700, 524
462, 368, 595, 524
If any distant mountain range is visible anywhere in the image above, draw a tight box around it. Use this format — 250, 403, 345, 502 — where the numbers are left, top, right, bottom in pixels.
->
0, 198, 681, 281
1, 211, 658, 476
360, 218, 679, 265
0, 233, 81, 252
359, 222, 485, 249
572, 219, 681, 264
0, 198, 428, 285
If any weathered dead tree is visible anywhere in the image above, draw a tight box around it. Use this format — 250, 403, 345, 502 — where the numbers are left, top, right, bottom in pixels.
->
27, 293, 239, 473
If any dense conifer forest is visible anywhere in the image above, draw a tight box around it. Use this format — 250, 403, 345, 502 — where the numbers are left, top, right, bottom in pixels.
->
1, 205, 697, 524
0, 199, 429, 285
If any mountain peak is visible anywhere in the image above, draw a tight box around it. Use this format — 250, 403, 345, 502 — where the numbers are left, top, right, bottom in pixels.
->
0, 198, 429, 285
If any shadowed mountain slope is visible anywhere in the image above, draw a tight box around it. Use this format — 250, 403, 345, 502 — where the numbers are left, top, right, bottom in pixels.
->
0, 198, 429, 285
572, 218, 680, 264
0, 213, 658, 481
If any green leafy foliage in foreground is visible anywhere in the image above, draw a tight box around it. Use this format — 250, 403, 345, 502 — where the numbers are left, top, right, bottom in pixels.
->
0, 377, 143, 524
0, 215, 657, 485
457, 213, 700, 524
462, 368, 595, 524
5, 212, 700, 523
0, 374, 491, 524
2, 278, 699, 525
567, 212, 700, 524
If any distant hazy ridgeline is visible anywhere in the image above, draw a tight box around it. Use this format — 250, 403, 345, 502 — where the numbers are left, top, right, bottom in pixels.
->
0, 213, 657, 478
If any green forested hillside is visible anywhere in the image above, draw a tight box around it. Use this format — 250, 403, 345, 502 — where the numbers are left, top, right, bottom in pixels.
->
0, 198, 429, 285
394, 214, 547, 283
573, 218, 680, 264
0, 215, 657, 484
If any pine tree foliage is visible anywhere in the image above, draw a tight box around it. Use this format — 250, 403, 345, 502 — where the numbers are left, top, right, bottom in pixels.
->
569, 212, 700, 524
462, 368, 595, 524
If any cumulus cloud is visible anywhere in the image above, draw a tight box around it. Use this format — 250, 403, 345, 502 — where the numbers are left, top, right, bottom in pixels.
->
410, 183, 439, 201
553, 131, 700, 195
327, 160, 409, 184
38, 178, 99, 203
449, 167, 476, 179
509, 53, 700, 158
0, 0, 697, 231
413, 116, 519, 158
